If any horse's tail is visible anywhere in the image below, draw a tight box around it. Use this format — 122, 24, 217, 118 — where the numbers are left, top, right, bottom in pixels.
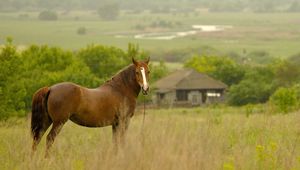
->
31, 87, 51, 140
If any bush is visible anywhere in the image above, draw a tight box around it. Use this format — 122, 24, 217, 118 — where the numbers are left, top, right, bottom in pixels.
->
77, 27, 86, 35
0, 38, 25, 119
184, 55, 245, 86
150, 60, 168, 83
227, 67, 276, 106
97, 3, 119, 20
270, 87, 298, 113
76, 45, 128, 79
227, 79, 274, 106
18, 13, 29, 20
134, 24, 145, 30
20, 45, 100, 110
38, 10, 58, 21
0, 40, 102, 119
273, 60, 300, 87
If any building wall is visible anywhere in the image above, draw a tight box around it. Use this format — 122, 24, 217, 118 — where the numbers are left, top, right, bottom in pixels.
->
154, 91, 176, 106
188, 91, 202, 106
155, 88, 226, 107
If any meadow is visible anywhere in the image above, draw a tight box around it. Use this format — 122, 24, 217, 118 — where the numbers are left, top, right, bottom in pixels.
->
0, 107, 299, 170
1, 11, 300, 58
1, 9, 300, 170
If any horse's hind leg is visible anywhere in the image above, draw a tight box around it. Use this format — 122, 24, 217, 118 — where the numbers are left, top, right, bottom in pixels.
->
32, 117, 52, 152
45, 121, 65, 157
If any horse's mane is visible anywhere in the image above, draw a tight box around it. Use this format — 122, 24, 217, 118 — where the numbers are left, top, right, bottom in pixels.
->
104, 64, 140, 96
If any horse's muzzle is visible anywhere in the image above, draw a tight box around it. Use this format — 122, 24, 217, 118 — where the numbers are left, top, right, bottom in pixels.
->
142, 86, 149, 95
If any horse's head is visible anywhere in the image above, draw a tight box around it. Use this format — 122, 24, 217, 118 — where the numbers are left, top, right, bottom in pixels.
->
132, 57, 150, 95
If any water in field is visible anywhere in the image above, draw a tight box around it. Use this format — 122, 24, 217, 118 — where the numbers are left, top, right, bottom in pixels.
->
115, 25, 232, 40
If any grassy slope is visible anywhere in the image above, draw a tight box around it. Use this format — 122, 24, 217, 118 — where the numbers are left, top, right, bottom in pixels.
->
0, 107, 299, 170
0, 11, 300, 58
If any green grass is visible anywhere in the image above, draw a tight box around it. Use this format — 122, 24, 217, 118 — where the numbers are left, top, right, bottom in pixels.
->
0, 107, 299, 170
1, 11, 300, 58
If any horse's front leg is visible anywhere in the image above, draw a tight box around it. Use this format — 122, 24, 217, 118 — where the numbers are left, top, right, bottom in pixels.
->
112, 116, 130, 150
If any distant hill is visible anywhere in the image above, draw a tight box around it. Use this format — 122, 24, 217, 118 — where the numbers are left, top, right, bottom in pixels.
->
1, 0, 300, 13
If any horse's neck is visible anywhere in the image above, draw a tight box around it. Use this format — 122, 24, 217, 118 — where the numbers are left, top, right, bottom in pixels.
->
106, 67, 141, 97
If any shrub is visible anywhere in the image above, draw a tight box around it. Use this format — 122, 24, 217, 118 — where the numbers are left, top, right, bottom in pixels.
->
76, 45, 128, 79
97, 3, 119, 20
18, 13, 29, 20
0, 38, 25, 119
0, 40, 102, 119
227, 66, 276, 106
134, 24, 145, 30
38, 10, 58, 21
77, 27, 86, 35
20, 45, 100, 110
227, 79, 274, 106
184, 55, 245, 86
270, 87, 298, 113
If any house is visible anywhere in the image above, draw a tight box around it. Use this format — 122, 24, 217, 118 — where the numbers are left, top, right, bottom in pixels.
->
153, 69, 228, 107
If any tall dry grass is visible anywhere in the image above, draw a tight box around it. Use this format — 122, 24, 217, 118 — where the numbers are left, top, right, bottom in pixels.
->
0, 107, 299, 170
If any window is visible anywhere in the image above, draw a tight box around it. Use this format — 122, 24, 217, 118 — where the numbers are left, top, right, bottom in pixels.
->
159, 93, 165, 100
176, 90, 188, 101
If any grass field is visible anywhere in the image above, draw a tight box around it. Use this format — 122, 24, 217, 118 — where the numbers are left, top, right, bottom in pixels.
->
1, 11, 300, 58
0, 107, 299, 170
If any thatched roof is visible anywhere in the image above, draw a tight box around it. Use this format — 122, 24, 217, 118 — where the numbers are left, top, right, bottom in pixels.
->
153, 69, 227, 93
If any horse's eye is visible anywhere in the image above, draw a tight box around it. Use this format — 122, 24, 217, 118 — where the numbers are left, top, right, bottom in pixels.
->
148, 71, 150, 74
136, 71, 139, 74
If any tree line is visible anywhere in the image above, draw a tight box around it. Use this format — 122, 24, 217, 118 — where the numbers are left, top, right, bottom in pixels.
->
0, 39, 166, 119
184, 54, 300, 113
1, 0, 300, 13
1, 37, 299, 119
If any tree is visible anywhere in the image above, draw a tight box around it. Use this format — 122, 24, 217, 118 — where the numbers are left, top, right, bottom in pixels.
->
273, 59, 300, 87
20, 45, 100, 110
287, 1, 300, 12
77, 27, 87, 35
227, 79, 274, 106
270, 87, 298, 113
97, 2, 120, 20
0, 38, 26, 118
77, 44, 128, 80
184, 55, 245, 86
38, 10, 58, 21
150, 60, 168, 83
227, 67, 276, 106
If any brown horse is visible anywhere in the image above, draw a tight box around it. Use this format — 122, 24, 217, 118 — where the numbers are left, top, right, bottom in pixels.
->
31, 58, 150, 156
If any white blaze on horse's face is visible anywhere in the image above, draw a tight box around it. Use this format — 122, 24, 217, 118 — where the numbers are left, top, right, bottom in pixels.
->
140, 67, 149, 92
132, 57, 150, 95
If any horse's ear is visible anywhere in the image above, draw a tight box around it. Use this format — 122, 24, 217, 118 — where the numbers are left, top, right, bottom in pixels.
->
145, 57, 150, 64
132, 57, 138, 66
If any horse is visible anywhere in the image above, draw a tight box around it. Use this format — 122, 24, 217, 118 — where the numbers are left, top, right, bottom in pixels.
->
31, 57, 150, 156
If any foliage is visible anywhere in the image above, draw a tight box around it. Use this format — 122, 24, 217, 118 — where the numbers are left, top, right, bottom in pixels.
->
0, 38, 165, 119
38, 10, 58, 21
0, 38, 25, 119
76, 44, 128, 80
270, 87, 299, 113
77, 27, 86, 35
0, 0, 299, 13
20, 45, 101, 110
245, 50, 276, 65
272, 59, 300, 87
287, 1, 300, 12
227, 67, 276, 106
184, 55, 245, 86
150, 60, 168, 83
97, 2, 120, 20
1, 39, 146, 119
